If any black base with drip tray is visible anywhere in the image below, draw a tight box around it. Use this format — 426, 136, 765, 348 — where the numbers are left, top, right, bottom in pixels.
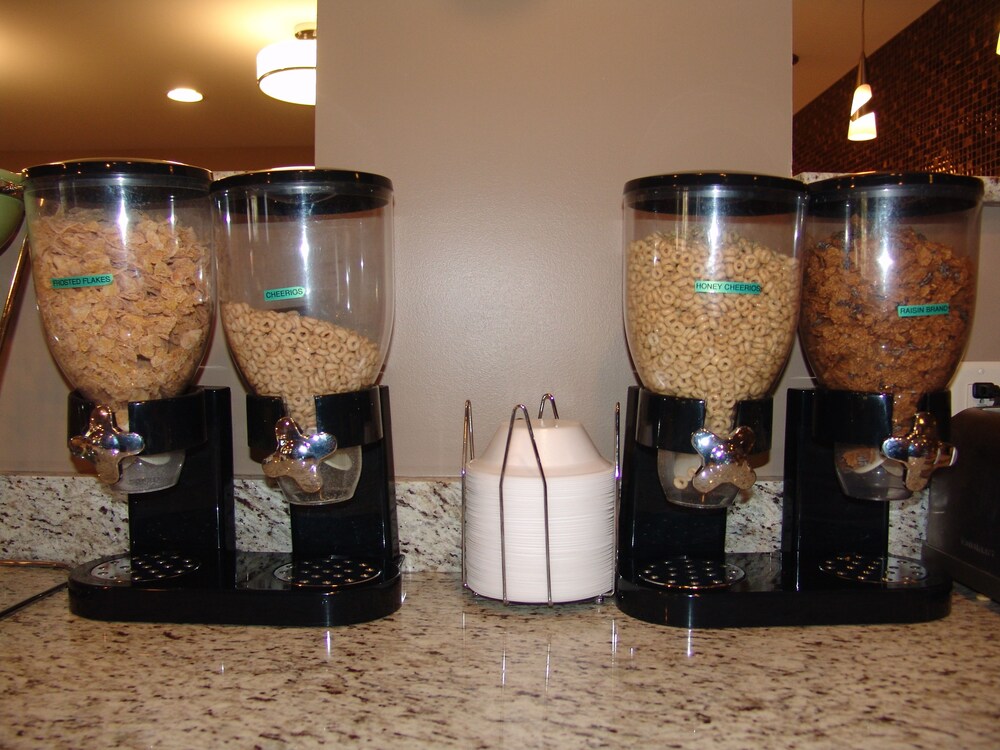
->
65, 386, 404, 627
616, 552, 950, 629
615, 387, 953, 629
68, 552, 403, 626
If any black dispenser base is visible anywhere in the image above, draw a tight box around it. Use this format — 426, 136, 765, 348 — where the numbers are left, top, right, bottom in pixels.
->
65, 386, 404, 627
615, 386, 952, 629
68, 552, 403, 627
616, 553, 951, 629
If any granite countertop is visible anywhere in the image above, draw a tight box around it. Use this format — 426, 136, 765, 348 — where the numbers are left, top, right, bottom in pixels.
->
0, 561, 67, 615
1, 570, 999, 749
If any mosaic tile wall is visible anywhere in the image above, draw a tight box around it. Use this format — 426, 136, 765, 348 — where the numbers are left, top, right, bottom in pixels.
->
793, 0, 1000, 175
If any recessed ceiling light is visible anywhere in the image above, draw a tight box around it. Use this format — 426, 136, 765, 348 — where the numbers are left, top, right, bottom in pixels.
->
167, 88, 204, 103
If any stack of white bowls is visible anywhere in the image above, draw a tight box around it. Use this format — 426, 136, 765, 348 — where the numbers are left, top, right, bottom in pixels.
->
464, 418, 615, 603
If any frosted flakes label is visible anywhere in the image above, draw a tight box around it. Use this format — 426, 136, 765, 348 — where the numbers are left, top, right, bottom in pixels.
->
51, 274, 113, 289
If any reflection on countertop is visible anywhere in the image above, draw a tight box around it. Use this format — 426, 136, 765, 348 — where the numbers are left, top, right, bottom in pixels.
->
1, 571, 998, 749
0, 560, 67, 615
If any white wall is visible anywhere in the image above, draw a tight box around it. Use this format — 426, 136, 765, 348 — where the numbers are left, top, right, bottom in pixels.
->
315, 0, 798, 477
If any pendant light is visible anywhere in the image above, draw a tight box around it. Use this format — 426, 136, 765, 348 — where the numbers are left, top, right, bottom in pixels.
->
848, 0, 876, 141
257, 23, 317, 106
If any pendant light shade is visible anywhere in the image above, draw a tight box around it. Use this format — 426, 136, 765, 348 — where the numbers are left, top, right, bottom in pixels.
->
848, 53, 877, 141
847, 1, 876, 141
257, 24, 317, 106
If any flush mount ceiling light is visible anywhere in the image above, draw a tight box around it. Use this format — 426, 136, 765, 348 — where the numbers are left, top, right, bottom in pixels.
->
848, 0, 877, 141
257, 23, 317, 106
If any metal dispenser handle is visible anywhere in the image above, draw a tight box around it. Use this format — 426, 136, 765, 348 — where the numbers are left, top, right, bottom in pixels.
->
882, 411, 957, 492
261, 417, 338, 494
690, 426, 758, 494
68, 405, 145, 484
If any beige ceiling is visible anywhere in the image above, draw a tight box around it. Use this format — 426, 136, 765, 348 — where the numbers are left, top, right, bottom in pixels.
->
0, 0, 316, 168
0, 0, 936, 166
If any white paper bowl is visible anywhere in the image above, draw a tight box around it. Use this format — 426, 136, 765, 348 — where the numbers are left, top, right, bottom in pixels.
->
470, 418, 610, 477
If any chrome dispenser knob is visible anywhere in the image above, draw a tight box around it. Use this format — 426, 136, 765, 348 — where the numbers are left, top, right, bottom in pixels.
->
68, 405, 145, 484
882, 412, 957, 492
691, 426, 757, 494
262, 417, 337, 494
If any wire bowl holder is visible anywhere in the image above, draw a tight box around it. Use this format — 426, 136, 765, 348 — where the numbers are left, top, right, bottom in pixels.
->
461, 393, 620, 605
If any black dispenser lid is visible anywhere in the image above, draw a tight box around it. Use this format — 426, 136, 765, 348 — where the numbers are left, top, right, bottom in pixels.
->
624, 172, 807, 216
23, 158, 211, 185
211, 168, 393, 215
807, 172, 983, 216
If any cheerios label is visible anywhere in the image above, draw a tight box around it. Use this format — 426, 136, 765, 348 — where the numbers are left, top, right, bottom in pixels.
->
264, 286, 306, 301
50, 274, 113, 289
694, 280, 762, 295
898, 303, 949, 318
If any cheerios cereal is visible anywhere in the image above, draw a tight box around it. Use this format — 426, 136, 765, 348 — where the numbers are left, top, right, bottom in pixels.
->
625, 228, 800, 435
221, 302, 381, 431
29, 207, 212, 415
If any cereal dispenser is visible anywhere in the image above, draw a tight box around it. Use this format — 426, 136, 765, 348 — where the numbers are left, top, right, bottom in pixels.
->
617, 172, 806, 626
23, 159, 215, 493
19, 159, 242, 622
781, 173, 983, 624
212, 167, 401, 624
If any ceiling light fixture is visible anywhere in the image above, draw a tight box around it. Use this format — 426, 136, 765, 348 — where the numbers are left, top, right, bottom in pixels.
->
848, 0, 876, 141
257, 23, 317, 106
167, 87, 203, 103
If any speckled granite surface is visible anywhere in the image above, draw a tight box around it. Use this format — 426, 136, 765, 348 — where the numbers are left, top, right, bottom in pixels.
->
0, 475, 463, 572
0, 561, 67, 612
0, 571, 997, 749
0, 476, 927, 570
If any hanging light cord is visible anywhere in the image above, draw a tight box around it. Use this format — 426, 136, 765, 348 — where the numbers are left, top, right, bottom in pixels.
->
860, 0, 866, 56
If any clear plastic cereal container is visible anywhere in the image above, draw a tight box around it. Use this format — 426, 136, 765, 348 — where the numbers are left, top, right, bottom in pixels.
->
21, 159, 215, 491
212, 168, 394, 433
22, 159, 214, 410
802, 173, 983, 427
802, 173, 983, 500
623, 173, 807, 507
624, 173, 807, 434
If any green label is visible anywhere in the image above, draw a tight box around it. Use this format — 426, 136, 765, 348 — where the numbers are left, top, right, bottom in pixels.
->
264, 286, 305, 302
51, 274, 113, 289
694, 280, 762, 295
898, 303, 949, 318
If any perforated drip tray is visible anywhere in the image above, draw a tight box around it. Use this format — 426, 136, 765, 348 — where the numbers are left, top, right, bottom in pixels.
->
819, 554, 928, 585
272, 557, 382, 588
69, 551, 404, 626
638, 557, 746, 591
90, 554, 201, 583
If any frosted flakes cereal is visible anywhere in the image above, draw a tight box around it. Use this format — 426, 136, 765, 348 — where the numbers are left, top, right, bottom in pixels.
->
29, 207, 212, 414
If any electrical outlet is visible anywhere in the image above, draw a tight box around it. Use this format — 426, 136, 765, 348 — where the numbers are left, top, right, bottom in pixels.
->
950, 361, 1000, 414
